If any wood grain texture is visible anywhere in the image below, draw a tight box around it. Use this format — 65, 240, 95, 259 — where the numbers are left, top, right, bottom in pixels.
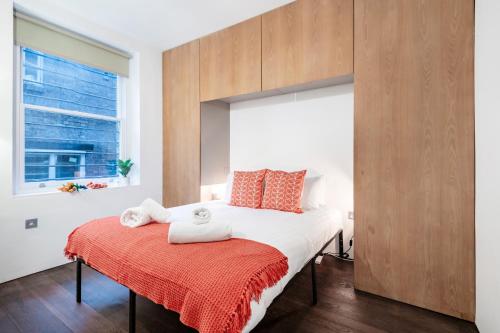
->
163, 41, 200, 207
0, 258, 479, 333
200, 16, 262, 101
354, 0, 475, 321
262, 0, 353, 91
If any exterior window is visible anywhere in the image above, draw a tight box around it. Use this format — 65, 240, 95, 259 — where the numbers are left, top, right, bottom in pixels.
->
16, 47, 125, 192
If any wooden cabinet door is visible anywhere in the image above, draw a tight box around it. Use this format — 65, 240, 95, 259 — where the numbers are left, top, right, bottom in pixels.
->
163, 41, 200, 207
200, 16, 261, 101
354, 0, 475, 321
262, 0, 353, 91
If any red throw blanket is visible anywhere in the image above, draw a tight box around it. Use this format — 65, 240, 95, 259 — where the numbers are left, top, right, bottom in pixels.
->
64, 217, 288, 333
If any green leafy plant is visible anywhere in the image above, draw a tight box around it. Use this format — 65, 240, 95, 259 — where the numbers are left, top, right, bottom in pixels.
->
118, 159, 134, 177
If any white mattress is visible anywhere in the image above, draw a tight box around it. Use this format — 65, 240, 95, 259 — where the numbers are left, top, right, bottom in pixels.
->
166, 200, 343, 332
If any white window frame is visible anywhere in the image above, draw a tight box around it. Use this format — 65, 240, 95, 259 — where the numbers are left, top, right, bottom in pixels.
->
14, 45, 127, 194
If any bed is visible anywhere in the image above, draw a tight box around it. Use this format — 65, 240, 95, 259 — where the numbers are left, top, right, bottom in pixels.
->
68, 200, 343, 332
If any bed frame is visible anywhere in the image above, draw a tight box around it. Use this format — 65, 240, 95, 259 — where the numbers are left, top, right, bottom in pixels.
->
75, 230, 344, 333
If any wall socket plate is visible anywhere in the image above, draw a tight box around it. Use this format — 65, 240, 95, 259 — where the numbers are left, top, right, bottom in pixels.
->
25, 218, 38, 229
348, 211, 354, 220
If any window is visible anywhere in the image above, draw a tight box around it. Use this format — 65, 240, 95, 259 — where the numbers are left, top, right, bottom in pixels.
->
16, 47, 125, 192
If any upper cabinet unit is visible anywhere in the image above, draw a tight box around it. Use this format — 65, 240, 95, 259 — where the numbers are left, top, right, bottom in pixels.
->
262, 0, 354, 91
200, 16, 262, 101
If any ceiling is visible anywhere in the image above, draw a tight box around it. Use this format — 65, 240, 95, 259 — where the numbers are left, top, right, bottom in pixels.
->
38, 0, 294, 50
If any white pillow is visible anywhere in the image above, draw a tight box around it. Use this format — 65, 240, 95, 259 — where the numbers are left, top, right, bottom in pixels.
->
224, 172, 234, 203
301, 175, 325, 210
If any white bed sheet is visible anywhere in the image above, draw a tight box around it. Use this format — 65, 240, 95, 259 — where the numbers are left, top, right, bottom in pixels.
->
166, 200, 343, 332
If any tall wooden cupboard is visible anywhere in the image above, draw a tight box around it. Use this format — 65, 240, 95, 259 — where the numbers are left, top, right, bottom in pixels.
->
354, 0, 475, 321
163, 41, 201, 207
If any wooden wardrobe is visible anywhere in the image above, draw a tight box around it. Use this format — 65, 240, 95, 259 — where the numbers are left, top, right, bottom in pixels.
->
162, 0, 475, 321
354, 0, 475, 321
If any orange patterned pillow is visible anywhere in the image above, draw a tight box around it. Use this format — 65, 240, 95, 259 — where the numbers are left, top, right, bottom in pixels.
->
229, 169, 267, 208
261, 170, 307, 213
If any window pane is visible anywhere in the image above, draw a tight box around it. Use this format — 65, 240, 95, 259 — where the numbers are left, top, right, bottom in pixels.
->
24, 108, 119, 182
22, 47, 118, 117
25, 51, 39, 65
25, 152, 50, 182
55, 154, 82, 179
24, 67, 40, 82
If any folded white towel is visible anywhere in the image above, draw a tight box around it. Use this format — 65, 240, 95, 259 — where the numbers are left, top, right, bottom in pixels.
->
120, 206, 152, 228
168, 221, 232, 244
141, 198, 170, 223
192, 207, 211, 225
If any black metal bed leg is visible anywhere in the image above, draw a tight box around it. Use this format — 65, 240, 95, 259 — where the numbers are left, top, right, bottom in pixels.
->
129, 289, 136, 333
311, 257, 317, 305
76, 259, 82, 303
338, 230, 344, 256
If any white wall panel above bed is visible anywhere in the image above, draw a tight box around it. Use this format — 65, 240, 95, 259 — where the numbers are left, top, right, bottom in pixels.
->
230, 83, 354, 255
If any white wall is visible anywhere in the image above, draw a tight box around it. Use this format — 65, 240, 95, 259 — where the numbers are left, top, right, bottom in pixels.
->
475, 0, 500, 331
230, 84, 354, 254
0, 0, 163, 283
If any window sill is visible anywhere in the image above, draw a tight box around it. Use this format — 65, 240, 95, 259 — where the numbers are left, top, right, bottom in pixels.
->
14, 181, 138, 198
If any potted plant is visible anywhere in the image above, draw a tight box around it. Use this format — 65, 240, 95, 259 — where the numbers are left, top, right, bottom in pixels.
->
118, 158, 134, 185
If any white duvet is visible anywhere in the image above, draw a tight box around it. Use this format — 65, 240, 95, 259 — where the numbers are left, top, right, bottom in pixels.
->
166, 200, 343, 332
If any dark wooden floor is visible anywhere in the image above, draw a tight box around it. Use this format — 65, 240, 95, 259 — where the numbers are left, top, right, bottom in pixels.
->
0, 256, 478, 333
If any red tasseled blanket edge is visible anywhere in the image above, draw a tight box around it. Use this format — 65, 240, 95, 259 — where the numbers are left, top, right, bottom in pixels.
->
63, 227, 289, 333
64, 226, 79, 261
223, 256, 288, 332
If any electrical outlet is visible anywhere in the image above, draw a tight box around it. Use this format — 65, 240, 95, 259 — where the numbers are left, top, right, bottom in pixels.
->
25, 218, 38, 229
348, 211, 354, 220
